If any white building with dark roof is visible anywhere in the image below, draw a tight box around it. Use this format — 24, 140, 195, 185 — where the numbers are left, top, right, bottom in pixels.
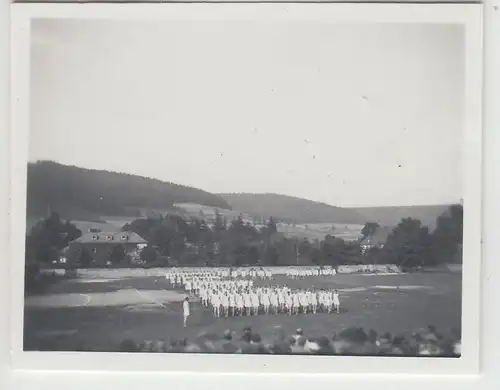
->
67, 231, 148, 267
360, 227, 392, 255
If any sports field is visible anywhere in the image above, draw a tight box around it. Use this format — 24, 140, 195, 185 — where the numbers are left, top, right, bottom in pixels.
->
23, 269, 462, 352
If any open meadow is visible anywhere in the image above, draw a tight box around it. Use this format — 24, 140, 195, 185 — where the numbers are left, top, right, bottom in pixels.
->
23, 269, 462, 352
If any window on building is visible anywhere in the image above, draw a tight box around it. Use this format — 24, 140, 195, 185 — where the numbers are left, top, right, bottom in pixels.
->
121, 235, 128, 241
92, 248, 97, 253
107, 235, 113, 241
92, 235, 98, 241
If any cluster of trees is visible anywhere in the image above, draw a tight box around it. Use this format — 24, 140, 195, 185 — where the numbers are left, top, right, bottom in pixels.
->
122, 204, 463, 268
366, 204, 463, 268
24, 212, 83, 293
27, 161, 231, 218
24, 204, 463, 270
25, 212, 82, 265
123, 212, 279, 267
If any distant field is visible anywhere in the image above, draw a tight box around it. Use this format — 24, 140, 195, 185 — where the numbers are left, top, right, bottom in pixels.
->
279, 222, 364, 242
24, 270, 462, 352
27, 215, 137, 234
174, 203, 241, 219
26, 215, 120, 233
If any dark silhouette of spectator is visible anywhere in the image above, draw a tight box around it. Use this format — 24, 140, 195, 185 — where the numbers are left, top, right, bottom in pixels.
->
119, 339, 138, 352
115, 324, 461, 357
241, 327, 252, 343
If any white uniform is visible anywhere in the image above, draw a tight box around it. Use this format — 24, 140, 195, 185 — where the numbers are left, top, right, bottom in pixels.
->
211, 293, 220, 309
333, 292, 340, 307
320, 292, 327, 307
183, 300, 190, 317
310, 292, 318, 306
270, 292, 278, 307
299, 292, 308, 308
251, 293, 259, 309
199, 288, 207, 306
229, 293, 236, 308
325, 293, 333, 311
236, 293, 244, 310
221, 294, 229, 308
279, 292, 286, 307
261, 292, 270, 307
244, 293, 252, 308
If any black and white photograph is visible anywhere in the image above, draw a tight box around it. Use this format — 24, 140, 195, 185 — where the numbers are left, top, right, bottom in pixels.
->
8, 3, 483, 374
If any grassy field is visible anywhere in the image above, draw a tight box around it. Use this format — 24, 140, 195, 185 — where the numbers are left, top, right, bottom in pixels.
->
23, 270, 462, 352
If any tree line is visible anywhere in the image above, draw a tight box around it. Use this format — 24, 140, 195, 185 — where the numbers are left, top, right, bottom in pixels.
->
25, 204, 463, 271
127, 205, 462, 269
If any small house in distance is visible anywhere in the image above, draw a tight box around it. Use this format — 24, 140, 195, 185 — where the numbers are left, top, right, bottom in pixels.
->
67, 231, 148, 267
360, 227, 392, 255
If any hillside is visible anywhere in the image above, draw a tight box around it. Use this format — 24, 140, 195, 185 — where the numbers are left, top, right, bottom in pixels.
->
219, 193, 367, 224
350, 205, 451, 230
26, 161, 231, 219
26, 162, 453, 231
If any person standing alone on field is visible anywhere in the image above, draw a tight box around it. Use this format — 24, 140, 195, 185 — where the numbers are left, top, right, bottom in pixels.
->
183, 297, 190, 328
333, 289, 340, 314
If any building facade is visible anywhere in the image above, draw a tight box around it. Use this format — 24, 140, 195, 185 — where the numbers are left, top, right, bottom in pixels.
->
360, 227, 391, 255
67, 231, 148, 267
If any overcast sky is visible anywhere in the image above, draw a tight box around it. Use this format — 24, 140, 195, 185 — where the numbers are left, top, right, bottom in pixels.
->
30, 20, 464, 207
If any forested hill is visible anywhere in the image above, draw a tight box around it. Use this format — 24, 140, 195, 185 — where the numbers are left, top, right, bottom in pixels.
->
26, 162, 454, 228
26, 161, 231, 219
219, 193, 367, 224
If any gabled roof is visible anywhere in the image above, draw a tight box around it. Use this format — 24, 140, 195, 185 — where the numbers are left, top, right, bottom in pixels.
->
360, 227, 392, 246
70, 231, 147, 245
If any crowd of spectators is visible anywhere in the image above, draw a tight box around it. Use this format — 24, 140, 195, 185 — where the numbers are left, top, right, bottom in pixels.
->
117, 325, 461, 357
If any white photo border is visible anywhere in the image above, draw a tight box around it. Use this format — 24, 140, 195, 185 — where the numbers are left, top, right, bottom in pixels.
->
9, 2, 483, 376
